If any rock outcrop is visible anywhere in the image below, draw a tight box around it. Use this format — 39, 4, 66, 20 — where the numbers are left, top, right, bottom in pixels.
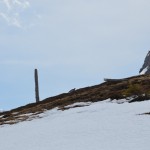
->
139, 51, 150, 74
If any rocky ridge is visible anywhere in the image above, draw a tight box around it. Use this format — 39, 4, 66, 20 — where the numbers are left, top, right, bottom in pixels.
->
139, 51, 150, 74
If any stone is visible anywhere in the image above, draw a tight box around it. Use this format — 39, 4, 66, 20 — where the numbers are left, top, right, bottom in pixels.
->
139, 51, 150, 75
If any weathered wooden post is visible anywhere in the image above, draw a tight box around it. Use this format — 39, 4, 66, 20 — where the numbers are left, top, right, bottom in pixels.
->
34, 69, 40, 103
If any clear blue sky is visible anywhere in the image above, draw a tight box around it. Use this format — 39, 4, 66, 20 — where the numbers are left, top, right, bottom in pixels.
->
0, 0, 149, 110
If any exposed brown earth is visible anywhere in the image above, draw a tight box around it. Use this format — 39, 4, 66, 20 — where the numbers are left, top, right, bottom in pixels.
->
0, 74, 150, 126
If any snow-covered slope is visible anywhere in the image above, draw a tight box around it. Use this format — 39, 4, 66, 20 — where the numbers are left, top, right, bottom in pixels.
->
0, 100, 150, 150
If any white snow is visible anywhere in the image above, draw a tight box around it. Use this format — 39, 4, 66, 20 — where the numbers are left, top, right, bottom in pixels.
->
110, 96, 138, 104
147, 51, 150, 57
0, 100, 150, 150
140, 66, 148, 75
64, 102, 91, 109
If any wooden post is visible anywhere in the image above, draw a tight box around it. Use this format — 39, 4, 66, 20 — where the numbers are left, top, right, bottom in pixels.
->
34, 69, 40, 103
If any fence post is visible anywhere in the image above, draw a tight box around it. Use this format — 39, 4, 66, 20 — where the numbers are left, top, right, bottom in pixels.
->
34, 69, 40, 103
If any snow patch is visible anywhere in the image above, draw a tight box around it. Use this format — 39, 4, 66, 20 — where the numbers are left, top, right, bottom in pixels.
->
140, 66, 148, 75
64, 102, 92, 109
111, 96, 138, 104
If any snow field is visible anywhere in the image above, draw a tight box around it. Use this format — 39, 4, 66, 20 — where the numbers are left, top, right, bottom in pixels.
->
0, 100, 150, 150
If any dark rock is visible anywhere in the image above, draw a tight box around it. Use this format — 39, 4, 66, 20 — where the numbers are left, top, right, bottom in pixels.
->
129, 95, 150, 103
139, 51, 150, 74
68, 88, 76, 93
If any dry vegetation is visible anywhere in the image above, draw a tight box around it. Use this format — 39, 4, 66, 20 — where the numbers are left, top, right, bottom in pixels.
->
0, 74, 150, 125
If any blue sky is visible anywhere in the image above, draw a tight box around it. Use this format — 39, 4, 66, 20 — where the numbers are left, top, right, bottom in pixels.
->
0, 0, 149, 110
